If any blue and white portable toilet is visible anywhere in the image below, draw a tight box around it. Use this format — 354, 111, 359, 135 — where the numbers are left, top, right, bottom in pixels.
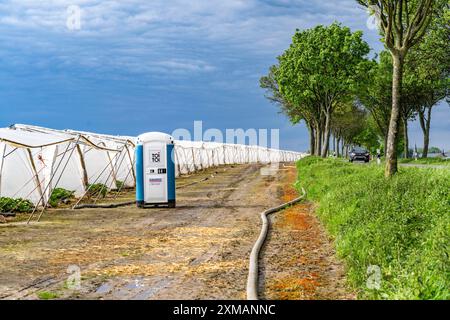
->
136, 132, 176, 208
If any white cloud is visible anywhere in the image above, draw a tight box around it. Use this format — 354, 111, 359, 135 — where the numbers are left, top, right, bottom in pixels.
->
0, 0, 379, 76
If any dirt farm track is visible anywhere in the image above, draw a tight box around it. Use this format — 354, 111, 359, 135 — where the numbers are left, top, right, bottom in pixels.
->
0, 164, 353, 300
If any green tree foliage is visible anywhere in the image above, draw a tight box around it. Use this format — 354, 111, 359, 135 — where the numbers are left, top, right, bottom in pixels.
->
260, 65, 320, 155
428, 146, 443, 154
275, 23, 371, 157
352, 117, 382, 154
357, 0, 441, 176
358, 3, 448, 159
404, 4, 450, 157
359, 50, 427, 159
357, 51, 393, 153
260, 65, 289, 108
331, 103, 371, 156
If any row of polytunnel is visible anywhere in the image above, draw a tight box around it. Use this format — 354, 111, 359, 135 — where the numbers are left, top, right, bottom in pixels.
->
0, 124, 306, 205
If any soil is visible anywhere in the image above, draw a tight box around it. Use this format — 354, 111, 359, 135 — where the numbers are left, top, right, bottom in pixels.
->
260, 167, 355, 300
0, 163, 354, 300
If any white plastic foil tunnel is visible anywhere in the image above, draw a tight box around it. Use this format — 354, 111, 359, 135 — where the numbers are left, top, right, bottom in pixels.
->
0, 124, 307, 205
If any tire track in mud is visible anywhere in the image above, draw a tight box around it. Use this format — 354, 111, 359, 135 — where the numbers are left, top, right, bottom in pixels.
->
1, 164, 279, 299
1, 164, 355, 300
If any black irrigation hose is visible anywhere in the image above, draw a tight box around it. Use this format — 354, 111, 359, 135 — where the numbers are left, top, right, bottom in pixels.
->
246, 187, 307, 300
73, 174, 216, 209
73, 201, 135, 209
176, 167, 226, 189
176, 177, 210, 189
0, 212, 16, 217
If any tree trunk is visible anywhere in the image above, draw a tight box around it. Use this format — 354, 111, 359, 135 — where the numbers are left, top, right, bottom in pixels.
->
309, 124, 315, 155
383, 134, 388, 156
321, 111, 331, 158
333, 135, 336, 154
322, 133, 325, 149
424, 107, 432, 158
419, 106, 432, 158
403, 116, 409, 159
336, 137, 340, 157
316, 127, 322, 156
385, 53, 404, 177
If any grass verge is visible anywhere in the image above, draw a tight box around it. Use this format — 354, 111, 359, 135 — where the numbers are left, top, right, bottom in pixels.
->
295, 156, 449, 299
398, 157, 450, 165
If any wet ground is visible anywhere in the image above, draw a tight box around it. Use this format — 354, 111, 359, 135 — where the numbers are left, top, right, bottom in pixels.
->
0, 163, 353, 300
260, 168, 354, 300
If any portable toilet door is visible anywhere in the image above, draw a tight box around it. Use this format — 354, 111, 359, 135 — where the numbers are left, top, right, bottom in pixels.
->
136, 132, 176, 208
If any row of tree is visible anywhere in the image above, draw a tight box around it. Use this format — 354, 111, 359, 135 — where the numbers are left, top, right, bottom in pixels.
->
261, 0, 449, 176
260, 24, 372, 157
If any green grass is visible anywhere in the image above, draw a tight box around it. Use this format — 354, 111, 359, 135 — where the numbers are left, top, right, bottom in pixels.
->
399, 157, 450, 165
295, 156, 450, 300
37, 291, 59, 300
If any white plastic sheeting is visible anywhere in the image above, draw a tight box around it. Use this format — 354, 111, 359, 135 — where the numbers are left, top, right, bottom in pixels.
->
173, 141, 304, 176
0, 124, 306, 205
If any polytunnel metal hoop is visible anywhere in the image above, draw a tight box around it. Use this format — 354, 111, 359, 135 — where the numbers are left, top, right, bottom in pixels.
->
36, 135, 83, 222
112, 156, 136, 201
71, 148, 124, 208
27, 136, 80, 224
93, 147, 127, 204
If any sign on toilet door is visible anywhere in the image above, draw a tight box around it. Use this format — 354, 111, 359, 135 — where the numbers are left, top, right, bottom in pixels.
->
144, 143, 168, 203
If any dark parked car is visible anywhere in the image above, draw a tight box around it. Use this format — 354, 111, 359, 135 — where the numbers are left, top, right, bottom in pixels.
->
349, 147, 370, 163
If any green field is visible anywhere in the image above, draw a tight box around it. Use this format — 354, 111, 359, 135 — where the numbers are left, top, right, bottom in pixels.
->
295, 157, 450, 299
399, 157, 450, 166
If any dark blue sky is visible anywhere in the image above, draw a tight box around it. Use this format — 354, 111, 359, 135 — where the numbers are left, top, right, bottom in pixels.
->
0, 0, 448, 151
